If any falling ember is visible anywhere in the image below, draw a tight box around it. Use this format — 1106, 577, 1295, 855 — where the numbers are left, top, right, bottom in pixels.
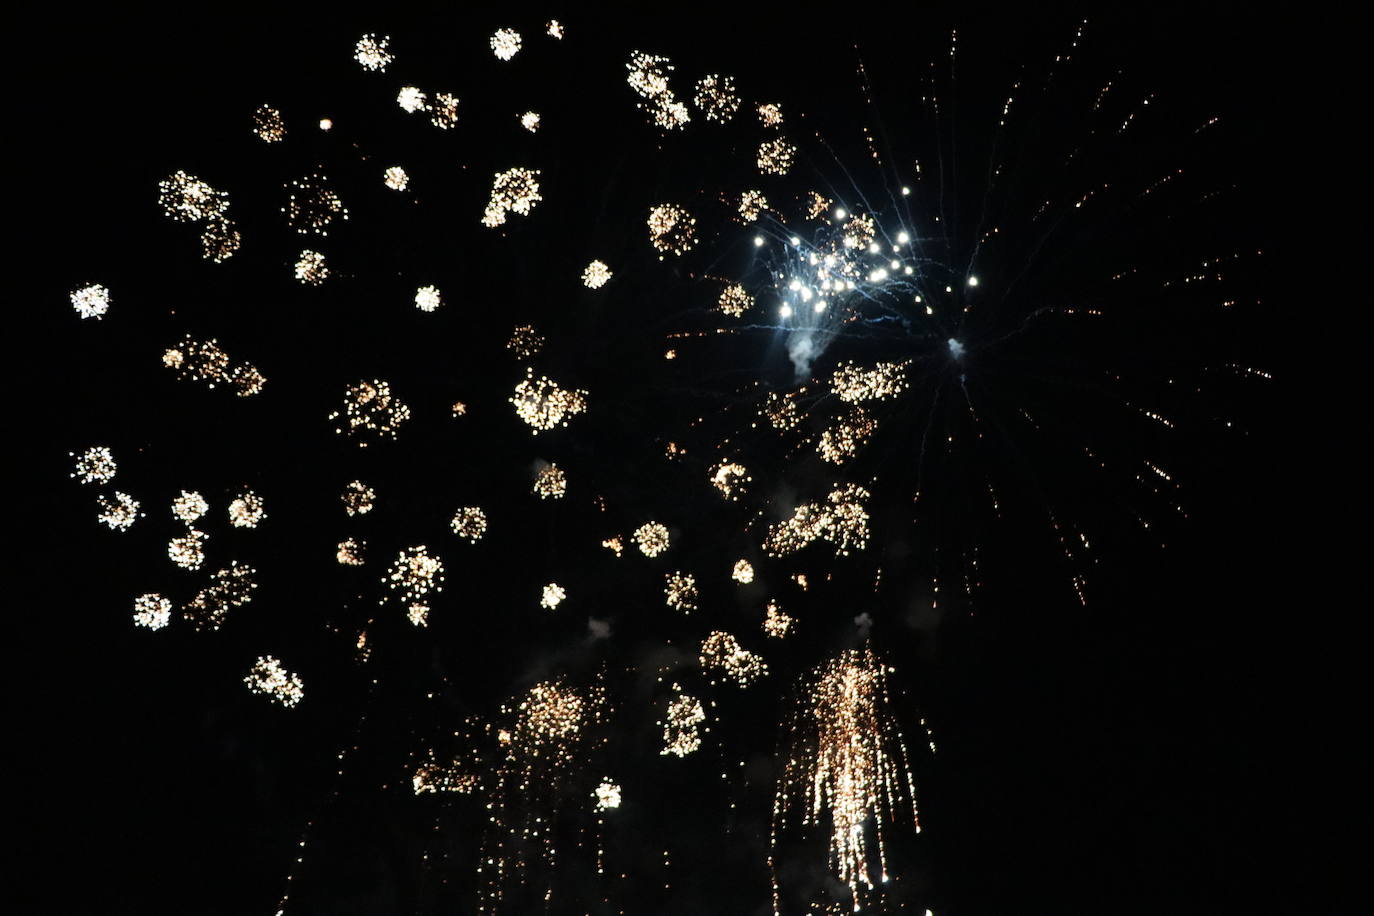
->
329, 379, 411, 445
510, 368, 588, 433
482, 167, 542, 227
533, 464, 567, 499
664, 571, 698, 613
227, 490, 266, 528
660, 685, 706, 757
70, 284, 110, 320
133, 594, 172, 630
341, 480, 375, 516
71, 446, 116, 484
168, 528, 208, 570
732, 559, 755, 584
96, 492, 141, 531
244, 656, 304, 707
353, 33, 393, 71
183, 562, 257, 631
699, 631, 768, 687
581, 259, 612, 289
647, 203, 697, 257
414, 285, 442, 312
540, 582, 566, 610
294, 249, 328, 285
490, 28, 522, 60
632, 521, 670, 557
771, 648, 920, 913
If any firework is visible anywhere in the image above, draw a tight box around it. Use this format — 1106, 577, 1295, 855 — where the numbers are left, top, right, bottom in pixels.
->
507, 324, 544, 358
162, 336, 264, 396
384, 166, 410, 191
69, 284, 110, 320
170, 490, 208, 523
341, 480, 375, 516
546, 20, 563, 39
329, 380, 411, 445
831, 360, 911, 403
519, 111, 541, 132
96, 492, 141, 531
693, 74, 740, 122
407, 603, 430, 627
739, 189, 769, 222
699, 631, 768, 687
709, 461, 751, 500
510, 369, 588, 433
253, 105, 285, 142
294, 249, 328, 284
429, 93, 460, 129
601, 536, 625, 557
758, 102, 784, 127
284, 174, 347, 236
450, 506, 487, 542
183, 562, 257, 630
804, 191, 831, 220
413, 749, 478, 795
581, 260, 612, 289
763, 484, 871, 557
763, 601, 794, 638
533, 463, 567, 499
414, 285, 442, 311
660, 685, 706, 757
632, 521, 670, 557
384, 546, 444, 610
593, 780, 622, 811
227, 490, 266, 528
71, 446, 115, 484
244, 656, 304, 707
397, 86, 427, 113
764, 390, 803, 431
353, 33, 392, 71
133, 594, 172, 630
490, 28, 521, 61
335, 538, 366, 566
157, 171, 238, 261
732, 559, 755, 584
664, 571, 698, 613
482, 167, 542, 227
626, 51, 690, 130
817, 407, 878, 465
757, 137, 797, 176
540, 583, 566, 610
718, 283, 754, 317
168, 528, 208, 570
647, 203, 697, 257
771, 648, 919, 913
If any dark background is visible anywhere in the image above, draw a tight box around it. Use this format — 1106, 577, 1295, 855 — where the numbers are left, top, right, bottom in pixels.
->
11, 4, 1346, 914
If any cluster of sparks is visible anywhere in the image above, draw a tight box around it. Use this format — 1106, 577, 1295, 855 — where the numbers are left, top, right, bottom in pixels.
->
647, 203, 697, 257
253, 105, 285, 142
660, 684, 706, 757
72, 446, 116, 484
533, 464, 567, 499
451, 507, 488, 542
385, 546, 444, 620
693, 74, 740, 122
341, 480, 375, 516
329, 380, 411, 445
764, 484, 872, 557
763, 601, 794, 638
157, 170, 239, 262
663, 571, 699, 613
482, 168, 542, 228
283, 174, 348, 235
490, 28, 522, 61
244, 655, 305, 707
510, 369, 587, 432
709, 461, 751, 500
540, 582, 566, 610
581, 260, 612, 289
294, 249, 328, 285
414, 285, 442, 312
699, 631, 768, 687
133, 594, 172, 630
70, 284, 110, 320
96, 492, 141, 531
353, 33, 392, 72
163, 336, 265, 397
772, 649, 919, 913
626, 51, 689, 130
184, 562, 257, 631
507, 325, 544, 358
632, 521, 670, 557
227, 490, 267, 528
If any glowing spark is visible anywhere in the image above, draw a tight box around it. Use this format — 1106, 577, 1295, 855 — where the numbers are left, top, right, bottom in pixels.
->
244, 656, 304, 707
397, 86, 427, 113
546, 20, 564, 39
70, 284, 110, 320
133, 594, 172, 630
633, 522, 670, 557
601, 536, 624, 557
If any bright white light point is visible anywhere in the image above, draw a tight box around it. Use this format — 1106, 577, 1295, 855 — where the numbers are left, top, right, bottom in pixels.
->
519, 111, 540, 132
967, 276, 979, 286
414, 286, 442, 312
779, 304, 793, 318
70, 284, 111, 320
897, 231, 910, 244
799, 288, 812, 301
791, 236, 801, 246
319, 118, 332, 130
754, 236, 764, 247
926, 305, 934, 315
905, 266, 914, 275
890, 259, 901, 269
914, 295, 922, 303
814, 301, 827, 313
788, 280, 801, 291
868, 243, 881, 254
834, 207, 846, 220
902, 186, 911, 195
948, 338, 965, 360
945, 285, 953, 293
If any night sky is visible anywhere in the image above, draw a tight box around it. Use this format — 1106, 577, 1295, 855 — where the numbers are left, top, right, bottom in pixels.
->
12, 5, 1346, 915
